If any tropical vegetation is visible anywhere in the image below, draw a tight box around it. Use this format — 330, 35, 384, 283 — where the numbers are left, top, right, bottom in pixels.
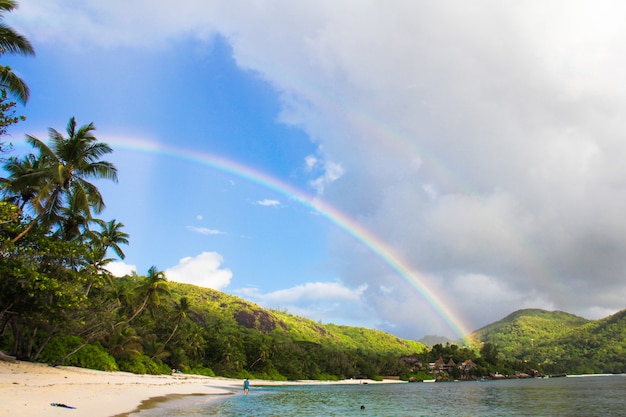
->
471, 308, 626, 375
0, 0, 33, 154
0, 0, 34, 105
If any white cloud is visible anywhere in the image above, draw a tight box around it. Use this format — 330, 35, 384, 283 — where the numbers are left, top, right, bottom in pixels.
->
309, 160, 344, 195
165, 252, 233, 290
257, 199, 281, 207
105, 261, 137, 277
186, 226, 226, 236
261, 281, 367, 303
236, 281, 371, 325
304, 154, 317, 171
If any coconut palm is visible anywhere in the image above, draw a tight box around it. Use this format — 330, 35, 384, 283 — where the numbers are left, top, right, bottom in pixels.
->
117, 266, 170, 327
92, 219, 129, 260
54, 190, 94, 242
10, 117, 118, 242
151, 296, 190, 359
82, 219, 129, 296
1, 152, 44, 210
0, 0, 35, 104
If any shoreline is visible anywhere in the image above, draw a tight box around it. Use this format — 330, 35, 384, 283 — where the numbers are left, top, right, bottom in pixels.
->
112, 393, 230, 417
0, 360, 404, 417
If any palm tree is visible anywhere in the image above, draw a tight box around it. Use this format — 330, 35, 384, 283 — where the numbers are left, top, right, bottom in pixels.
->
107, 327, 143, 360
1, 153, 44, 210
54, 190, 93, 242
10, 117, 118, 243
0, 0, 35, 104
82, 243, 115, 296
82, 219, 129, 295
151, 296, 190, 359
92, 219, 129, 260
117, 266, 170, 327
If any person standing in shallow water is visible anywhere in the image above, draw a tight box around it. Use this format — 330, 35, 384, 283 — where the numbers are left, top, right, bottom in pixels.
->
243, 378, 250, 395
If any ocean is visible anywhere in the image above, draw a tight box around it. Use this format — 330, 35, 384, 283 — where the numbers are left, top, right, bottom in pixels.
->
127, 374, 626, 417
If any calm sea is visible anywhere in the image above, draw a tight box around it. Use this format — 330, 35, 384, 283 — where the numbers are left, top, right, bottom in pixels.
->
128, 374, 626, 417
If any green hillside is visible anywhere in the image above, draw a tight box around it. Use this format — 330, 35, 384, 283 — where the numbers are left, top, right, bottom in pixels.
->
472, 308, 589, 356
170, 281, 425, 355
81, 278, 426, 379
471, 308, 626, 374
533, 308, 626, 374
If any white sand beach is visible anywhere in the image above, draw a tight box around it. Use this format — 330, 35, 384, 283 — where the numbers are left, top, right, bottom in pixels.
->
0, 360, 403, 417
0, 360, 239, 417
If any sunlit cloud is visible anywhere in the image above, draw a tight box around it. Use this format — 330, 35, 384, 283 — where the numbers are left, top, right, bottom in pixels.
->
105, 261, 137, 277
165, 252, 233, 290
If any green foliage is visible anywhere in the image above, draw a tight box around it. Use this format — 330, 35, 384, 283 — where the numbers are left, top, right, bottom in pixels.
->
72, 344, 118, 371
116, 354, 169, 375
327, 324, 425, 355
187, 366, 215, 377
472, 309, 590, 360
470, 308, 626, 374
0, 89, 25, 147
38, 336, 81, 364
117, 354, 148, 374
39, 337, 117, 371
316, 373, 340, 381
405, 370, 435, 381
0, 1, 35, 106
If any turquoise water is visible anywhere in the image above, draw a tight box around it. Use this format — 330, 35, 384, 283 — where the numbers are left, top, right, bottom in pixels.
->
130, 375, 626, 416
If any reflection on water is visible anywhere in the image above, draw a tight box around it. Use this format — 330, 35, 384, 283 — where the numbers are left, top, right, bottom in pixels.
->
130, 374, 626, 417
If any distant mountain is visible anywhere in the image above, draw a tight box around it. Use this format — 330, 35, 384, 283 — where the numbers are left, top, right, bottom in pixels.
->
418, 335, 453, 347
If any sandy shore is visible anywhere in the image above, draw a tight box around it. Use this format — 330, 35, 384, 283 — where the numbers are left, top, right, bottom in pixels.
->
0, 360, 404, 417
0, 360, 240, 417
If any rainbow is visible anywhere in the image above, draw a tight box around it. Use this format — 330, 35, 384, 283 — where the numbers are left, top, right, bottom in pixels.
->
106, 137, 474, 342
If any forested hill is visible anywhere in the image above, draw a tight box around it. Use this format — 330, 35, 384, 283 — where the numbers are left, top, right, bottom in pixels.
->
472, 308, 590, 352
169, 281, 426, 357
471, 308, 626, 374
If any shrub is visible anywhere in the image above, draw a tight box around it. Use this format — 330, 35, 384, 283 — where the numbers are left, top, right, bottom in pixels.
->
117, 354, 147, 374
236, 369, 253, 379
188, 367, 215, 377
69, 344, 118, 371
39, 336, 82, 364
315, 373, 339, 381
39, 337, 117, 371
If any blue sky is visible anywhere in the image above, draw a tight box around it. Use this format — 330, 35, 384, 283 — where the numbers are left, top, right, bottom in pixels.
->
4, 1, 626, 340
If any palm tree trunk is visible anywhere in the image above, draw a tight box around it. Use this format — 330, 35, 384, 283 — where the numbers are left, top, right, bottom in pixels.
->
151, 322, 179, 360
115, 293, 150, 328
32, 323, 59, 362
11, 189, 61, 243
11, 218, 37, 243
84, 280, 93, 297
25, 326, 37, 360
